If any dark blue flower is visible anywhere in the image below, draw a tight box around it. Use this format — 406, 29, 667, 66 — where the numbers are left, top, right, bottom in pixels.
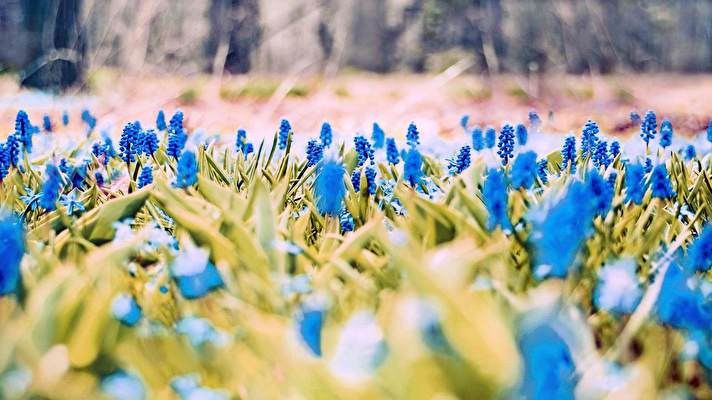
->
528, 110, 541, 126
351, 168, 361, 192
171, 245, 224, 300
530, 181, 594, 279
62, 110, 69, 126
235, 129, 247, 153
314, 160, 346, 216
386, 138, 399, 164
39, 164, 62, 211
659, 119, 672, 148
340, 209, 355, 233
403, 148, 422, 187
0, 211, 25, 296
306, 139, 324, 167
581, 120, 599, 158
297, 308, 324, 357
561, 136, 577, 173
175, 151, 198, 188
609, 140, 621, 159
0, 145, 8, 181
630, 111, 641, 124
650, 164, 675, 199
497, 124, 515, 166
243, 142, 254, 159
587, 170, 612, 217
138, 165, 153, 189
142, 129, 159, 156
95, 171, 104, 186
483, 168, 510, 231
81, 109, 97, 132
372, 123, 385, 149
471, 127, 484, 151
406, 122, 420, 148
644, 157, 653, 173
593, 140, 609, 169
156, 110, 167, 131
43, 114, 52, 132
707, 120, 712, 144
320, 122, 332, 148
686, 224, 712, 273
5, 134, 20, 167
111, 293, 142, 326
484, 127, 496, 149
517, 322, 578, 400
537, 159, 548, 184
656, 262, 711, 331
364, 165, 377, 195
167, 111, 187, 159
460, 114, 469, 130
119, 122, 140, 163
625, 163, 646, 205
278, 118, 291, 150
515, 123, 528, 146
683, 144, 696, 161
607, 172, 617, 190
640, 110, 657, 145
448, 145, 471, 175
15, 110, 32, 153
354, 136, 374, 166
511, 151, 538, 190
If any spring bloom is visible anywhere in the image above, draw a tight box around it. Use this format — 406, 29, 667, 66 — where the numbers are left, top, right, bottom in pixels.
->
0, 211, 25, 296
594, 258, 643, 315
314, 159, 346, 216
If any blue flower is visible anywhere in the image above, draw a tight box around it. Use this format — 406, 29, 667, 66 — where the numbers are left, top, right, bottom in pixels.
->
15, 110, 32, 153
0, 211, 24, 296
448, 145, 471, 175
95, 171, 104, 186
354, 135, 374, 166
484, 127, 496, 149
483, 168, 510, 231
138, 165, 153, 188
659, 119, 673, 148
235, 129, 247, 153
243, 142, 254, 159
39, 164, 62, 211
644, 157, 653, 173
167, 111, 187, 159
588, 170, 612, 216
59, 191, 85, 216
0, 145, 8, 181
594, 259, 643, 315
156, 110, 167, 131
142, 129, 159, 156
656, 262, 712, 331
403, 148, 423, 187
640, 110, 657, 145
351, 168, 361, 192
530, 181, 594, 279
119, 122, 139, 163
630, 111, 641, 124
314, 160, 346, 216
406, 122, 420, 148
625, 163, 645, 205
101, 371, 145, 400
686, 224, 712, 273
593, 140, 609, 169
365, 165, 377, 195
471, 127, 484, 151
386, 138, 399, 164
607, 172, 617, 190
517, 322, 578, 400
683, 144, 696, 161
561, 136, 577, 173
650, 164, 675, 199
306, 139, 324, 167
707, 120, 712, 144
175, 151, 198, 188
171, 244, 224, 299
609, 140, 621, 159
515, 123, 528, 146
62, 110, 69, 126
111, 293, 142, 326
460, 114, 470, 130
537, 159, 548, 184
5, 134, 20, 167
43, 114, 52, 132
320, 122, 332, 148
529, 110, 541, 126
340, 209, 355, 233
81, 109, 97, 132
581, 120, 599, 158
511, 151, 538, 190
371, 123, 385, 148
297, 308, 325, 357
278, 118, 291, 150
497, 124, 515, 166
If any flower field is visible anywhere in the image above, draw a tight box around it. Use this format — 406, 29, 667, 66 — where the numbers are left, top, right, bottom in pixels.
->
0, 108, 711, 399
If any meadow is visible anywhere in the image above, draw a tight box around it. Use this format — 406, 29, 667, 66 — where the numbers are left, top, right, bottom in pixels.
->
0, 105, 711, 399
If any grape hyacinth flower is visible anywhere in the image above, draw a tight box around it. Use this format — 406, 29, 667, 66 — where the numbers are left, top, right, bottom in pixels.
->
243, 142, 254, 159
167, 111, 187, 159
528, 110, 541, 127
609, 140, 621, 159
142, 129, 159, 156
644, 157, 653, 173
111, 293, 142, 326
625, 163, 646, 205
403, 148, 422, 187
62, 110, 69, 126
460, 114, 469, 130
39, 164, 62, 211
59, 191, 85, 216
511, 151, 538, 190
483, 168, 510, 231
340, 209, 355, 233
515, 123, 528, 146
278, 118, 291, 150
706, 120, 712, 143
119, 122, 139, 163
484, 127, 496, 149
581, 120, 599, 158
685, 224, 712, 273
650, 164, 675, 200
138, 165, 153, 189
156, 110, 167, 131
406, 122, 420, 148
305, 139, 324, 167
630, 111, 641, 124
236, 129, 247, 153
43, 115, 52, 132
351, 168, 361, 192
314, 160, 346, 216
640, 110, 657, 147
587, 170, 612, 217
537, 159, 548, 184
471, 127, 484, 151
101, 371, 145, 400
659, 119, 672, 149
320, 122, 332, 148
297, 307, 325, 357
656, 262, 711, 331
6, 134, 19, 167
175, 151, 198, 188
386, 138, 399, 164
561, 136, 577, 173
0, 210, 25, 296
354, 136, 374, 166
607, 172, 617, 190
171, 244, 224, 299
15, 110, 32, 153
95, 171, 104, 186
497, 124, 515, 166
593, 140, 609, 169
364, 165, 377, 195
683, 144, 696, 160
0, 146, 8, 181
448, 145, 471, 175
371, 123, 385, 149
81, 109, 97, 132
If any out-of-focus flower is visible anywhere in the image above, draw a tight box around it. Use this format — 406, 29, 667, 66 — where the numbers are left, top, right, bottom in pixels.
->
625, 163, 646, 204
175, 150, 198, 188
386, 138, 399, 164
320, 121, 332, 148
472, 127, 484, 151
594, 258, 643, 315
101, 371, 145, 400
0, 211, 25, 296
371, 122, 385, 148
403, 148, 423, 187
483, 168, 510, 231
314, 159, 346, 216
171, 244, 224, 299
406, 122, 420, 148
329, 311, 388, 384
511, 151, 538, 190
516, 123, 528, 146
111, 293, 142, 326
650, 164, 675, 199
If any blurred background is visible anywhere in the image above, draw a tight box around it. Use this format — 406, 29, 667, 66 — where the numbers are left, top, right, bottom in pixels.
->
1, 0, 712, 136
